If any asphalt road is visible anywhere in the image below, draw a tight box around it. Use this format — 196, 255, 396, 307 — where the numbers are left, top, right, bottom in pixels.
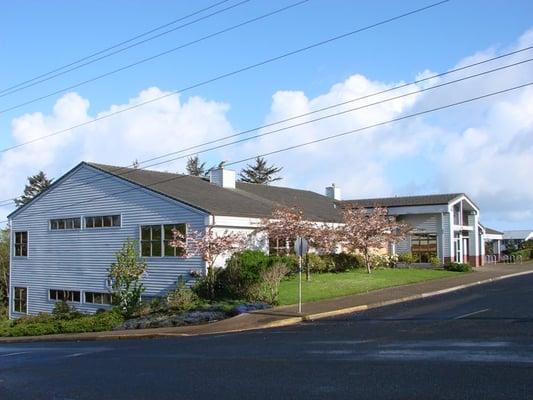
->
1, 274, 532, 400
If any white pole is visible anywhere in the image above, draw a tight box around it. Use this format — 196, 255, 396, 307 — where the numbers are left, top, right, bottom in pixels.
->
298, 254, 302, 314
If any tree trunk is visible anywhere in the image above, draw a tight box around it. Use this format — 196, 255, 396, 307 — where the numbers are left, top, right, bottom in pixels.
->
364, 250, 372, 274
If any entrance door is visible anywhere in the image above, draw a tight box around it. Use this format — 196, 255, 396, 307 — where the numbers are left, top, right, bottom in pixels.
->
462, 238, 469, 263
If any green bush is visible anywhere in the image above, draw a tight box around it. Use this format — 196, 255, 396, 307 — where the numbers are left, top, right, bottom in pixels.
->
0, 310, 124, 337
52, 301, 82, 320
320, 253, 363, 272
398, 252, 418, 264
429, 256, 441, 267
167, 277, 200, 311
305, 253, 330, 273
511, 249, 532, 261
444, 262, 472, 272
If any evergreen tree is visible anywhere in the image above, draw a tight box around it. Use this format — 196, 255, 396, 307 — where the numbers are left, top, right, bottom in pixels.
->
186, 156, 207, 176
239, 157, 282, 184
15, 171, 53, 207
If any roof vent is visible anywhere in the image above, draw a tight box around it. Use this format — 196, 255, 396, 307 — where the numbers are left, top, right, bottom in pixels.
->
325, 183, 341, 200
209, 167, 236, 189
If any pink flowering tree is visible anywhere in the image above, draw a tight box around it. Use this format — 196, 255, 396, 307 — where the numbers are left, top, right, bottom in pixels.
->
337, 206, 410, 274
169, 226, 246, 299
260, 206, 339, 280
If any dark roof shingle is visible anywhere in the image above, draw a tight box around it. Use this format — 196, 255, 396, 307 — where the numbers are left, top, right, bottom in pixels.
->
87, 162, 341, 222
340, 193, 464, 208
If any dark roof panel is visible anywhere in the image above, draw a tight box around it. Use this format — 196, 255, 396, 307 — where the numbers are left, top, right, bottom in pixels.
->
340, 193, 464, 208
86, 162, 341, 222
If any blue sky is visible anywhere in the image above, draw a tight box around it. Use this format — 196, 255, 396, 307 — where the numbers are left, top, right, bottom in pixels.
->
0, 0, 532, 229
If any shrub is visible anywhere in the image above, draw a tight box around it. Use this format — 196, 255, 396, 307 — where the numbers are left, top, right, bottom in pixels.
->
305, 253, 330, 273
52, 301, 82, 320
0, 310, 124, 337
167, 277, 200, 311
251, 262, 289, 305
511, 249, 532, 261
444, 262, 472, 272
320, 252, 363, 272
429, 256, 441, 267
108, 239, 147, 317
398, 252, 418, 265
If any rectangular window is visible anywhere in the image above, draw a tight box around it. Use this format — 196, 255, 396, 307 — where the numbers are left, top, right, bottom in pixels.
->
49, 289, 81, 302
411, 233, 438, 263
14, 231, 28, 257
84, 291, 112, 305
13, 287, 27, 313
50, 217, 81, 230
140, 223, 186, 257
268, 237, 295, 256
84, 215, 121, 229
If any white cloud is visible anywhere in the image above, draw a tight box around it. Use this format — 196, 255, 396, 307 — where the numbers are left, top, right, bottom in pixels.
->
0, 88, 234, 222
2, 29, 532, 230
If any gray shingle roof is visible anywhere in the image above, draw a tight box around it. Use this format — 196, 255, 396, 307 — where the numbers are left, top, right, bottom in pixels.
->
484, 227, 503, 235
87, 162, 341, 222
340, 193, 464, 208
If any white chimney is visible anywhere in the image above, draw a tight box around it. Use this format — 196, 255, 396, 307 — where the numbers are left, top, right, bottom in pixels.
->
209, 167, 236, 189
325, 183, 341, 200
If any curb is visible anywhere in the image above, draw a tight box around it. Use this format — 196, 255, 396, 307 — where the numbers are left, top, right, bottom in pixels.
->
2, 269, 532, 344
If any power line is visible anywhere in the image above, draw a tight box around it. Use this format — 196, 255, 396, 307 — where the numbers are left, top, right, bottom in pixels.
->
0, 0, 240, 96
1, 80, 530, 225
0, 0, 450, 153
226, 82, 533, 166
0, 48, 529, 205
0, 0, 306, 114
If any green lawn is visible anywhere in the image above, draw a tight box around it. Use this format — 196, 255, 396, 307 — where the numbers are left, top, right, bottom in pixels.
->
278, 268, 464, 305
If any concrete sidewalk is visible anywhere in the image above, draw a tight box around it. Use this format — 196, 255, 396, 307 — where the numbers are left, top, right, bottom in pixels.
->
2, 262, 532, 343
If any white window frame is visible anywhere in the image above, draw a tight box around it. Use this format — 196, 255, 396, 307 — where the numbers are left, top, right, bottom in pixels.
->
49, 216, 82, 231
13, 231, 28, 258
83, 291, 113, 305
139, 223, 187, 258
83, 214, 122, 229
12, 286, 28, 314
48, 288, 81, 303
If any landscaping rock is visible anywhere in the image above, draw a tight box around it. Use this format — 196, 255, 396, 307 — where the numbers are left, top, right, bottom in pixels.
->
120, 310, 226, 330
231, 302, 271, 315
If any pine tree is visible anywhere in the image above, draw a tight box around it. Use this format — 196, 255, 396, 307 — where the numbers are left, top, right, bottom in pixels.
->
239, 157, 282, 184
186, 156, 207, 176
14, 171, 53, 207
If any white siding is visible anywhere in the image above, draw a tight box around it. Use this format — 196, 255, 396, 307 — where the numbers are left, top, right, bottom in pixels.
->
10, 164, 208, 316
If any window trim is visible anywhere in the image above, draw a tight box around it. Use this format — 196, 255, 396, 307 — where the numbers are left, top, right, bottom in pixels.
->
139, 223, 187, 258
49, 216, 82, 231
83, 291, 113, 305
12, 286, 28, 314
83, 214, 122, 229
13, 231, 28, 258
48, 288, 81, 303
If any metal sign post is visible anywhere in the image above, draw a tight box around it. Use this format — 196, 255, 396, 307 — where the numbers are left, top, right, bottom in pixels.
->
294, 237, 309, 314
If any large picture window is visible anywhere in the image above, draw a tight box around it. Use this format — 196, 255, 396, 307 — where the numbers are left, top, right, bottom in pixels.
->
411, 233, 438, 263
49, 289, 81, 303
50, 217, 81, 230
84, 215, 121, 229
141, 224, 186, 257
13, 287, 27, 313
14, 231, 28, 257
